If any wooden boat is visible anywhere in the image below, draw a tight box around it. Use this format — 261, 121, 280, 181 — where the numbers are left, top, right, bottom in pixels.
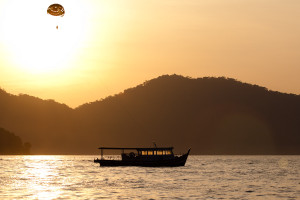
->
94, 146, 190, 167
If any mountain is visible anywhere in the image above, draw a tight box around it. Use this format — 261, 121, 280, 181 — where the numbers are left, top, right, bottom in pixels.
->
0, 89, 74, 154
1, 75, 300, 154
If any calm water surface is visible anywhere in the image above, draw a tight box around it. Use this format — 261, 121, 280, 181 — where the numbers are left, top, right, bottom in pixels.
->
0, 155, 299, 199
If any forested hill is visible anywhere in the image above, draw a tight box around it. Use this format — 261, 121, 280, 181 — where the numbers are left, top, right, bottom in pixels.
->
0, 89, 73, 154
0, 127, 31, 155
75, 75, 300, 154
1, 75, 300, 154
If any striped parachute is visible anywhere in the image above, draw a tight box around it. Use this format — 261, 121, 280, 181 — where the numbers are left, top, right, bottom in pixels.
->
47, 4, 65, 29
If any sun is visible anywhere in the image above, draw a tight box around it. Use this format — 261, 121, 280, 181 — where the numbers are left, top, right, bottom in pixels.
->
0, 0, 88, 75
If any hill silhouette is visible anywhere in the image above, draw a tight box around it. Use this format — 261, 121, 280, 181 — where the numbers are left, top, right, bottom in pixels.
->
0, 127, 31, 154
0, 75, 299, 154
0, 89, 73, 154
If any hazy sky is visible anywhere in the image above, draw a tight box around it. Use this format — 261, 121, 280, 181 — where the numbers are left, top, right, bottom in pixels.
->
0, 0, 299, 107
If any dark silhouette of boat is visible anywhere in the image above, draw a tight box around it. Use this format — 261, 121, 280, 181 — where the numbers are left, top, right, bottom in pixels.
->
94, 146, 190, 167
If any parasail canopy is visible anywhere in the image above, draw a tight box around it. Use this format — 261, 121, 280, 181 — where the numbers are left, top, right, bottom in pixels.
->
47, 4, 65, 17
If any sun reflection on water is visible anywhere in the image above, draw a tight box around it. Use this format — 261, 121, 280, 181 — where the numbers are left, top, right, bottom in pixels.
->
1, 156, 299, 199
23, 156, 63, 199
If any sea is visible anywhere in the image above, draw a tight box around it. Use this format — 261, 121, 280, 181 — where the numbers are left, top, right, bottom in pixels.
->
0, 155, 299, 199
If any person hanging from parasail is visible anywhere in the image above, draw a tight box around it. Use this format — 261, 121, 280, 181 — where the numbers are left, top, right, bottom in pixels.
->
47, 4, 65, 29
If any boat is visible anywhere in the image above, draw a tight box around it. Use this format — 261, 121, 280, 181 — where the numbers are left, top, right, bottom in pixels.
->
94, 146, 190, 167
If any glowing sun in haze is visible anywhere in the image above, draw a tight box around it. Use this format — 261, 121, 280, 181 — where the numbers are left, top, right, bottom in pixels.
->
0, 0, 88, 75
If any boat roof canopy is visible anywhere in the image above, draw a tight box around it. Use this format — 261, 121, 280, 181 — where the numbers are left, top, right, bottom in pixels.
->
98, 147, 174, 151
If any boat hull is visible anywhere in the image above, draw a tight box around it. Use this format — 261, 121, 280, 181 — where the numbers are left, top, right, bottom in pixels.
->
94, 149, 190, 167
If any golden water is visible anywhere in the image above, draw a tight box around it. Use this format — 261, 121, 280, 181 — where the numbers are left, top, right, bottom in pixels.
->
0, 155, 299, 199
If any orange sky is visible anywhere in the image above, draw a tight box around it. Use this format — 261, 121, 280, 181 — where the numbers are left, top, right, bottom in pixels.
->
0, 0, 299, 107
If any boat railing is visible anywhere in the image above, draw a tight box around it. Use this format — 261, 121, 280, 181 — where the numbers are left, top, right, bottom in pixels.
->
98, 155, 122, 160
